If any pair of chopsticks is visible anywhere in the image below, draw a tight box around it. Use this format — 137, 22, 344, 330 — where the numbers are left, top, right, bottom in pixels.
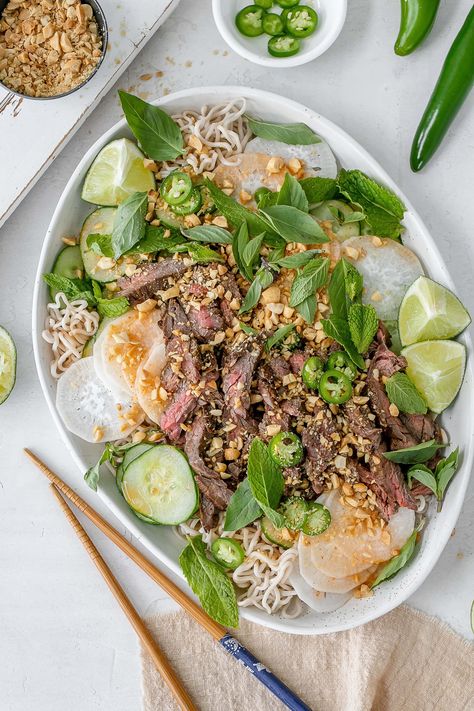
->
25, 449, 312, 711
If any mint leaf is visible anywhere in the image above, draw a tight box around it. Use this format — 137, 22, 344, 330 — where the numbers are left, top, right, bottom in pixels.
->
111, 191, 147, 258
204, 179, 271, 237
224, 479, 262, 531
86, 233, 114, 257
385, 372, 427, 415
371, 529, 419, 588
435, 447, 459, 509
247, 438, 284, 511
274, 249, 322, 269
277, 173, 309, 212
299, 177, 337, 205
260, 205, 329, 244
126, 225, 185, 255
265, 324, 295, 351
337, 169, 406, 239
289, 257, 330, 307
246, 115, 320, 145
348, 303, 378, 354
183, 242, 224, 264
260, 505, 287, 529
321, 316, 366, 369
96, 296, 130, 319
383, 439, 446, 465
182, 225, 233, 244
119, 91, 184, 161
407, 464, 437, 495
328, 258, 363, 320
296, 294, 317, 324
43, 273, 95, 306
179, 535, 239, 627
239, 267, 273, 314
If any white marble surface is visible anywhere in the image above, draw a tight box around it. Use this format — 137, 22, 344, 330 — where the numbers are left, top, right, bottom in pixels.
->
1, 1, 473, 709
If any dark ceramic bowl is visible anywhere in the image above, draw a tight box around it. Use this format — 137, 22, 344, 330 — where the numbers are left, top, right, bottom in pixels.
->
0, 0, 108, 99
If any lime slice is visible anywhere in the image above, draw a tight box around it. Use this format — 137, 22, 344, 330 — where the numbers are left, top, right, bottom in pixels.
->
399, 275, 471, 346
0, 326, 16, 405
82, 138, 156, 206
401, 340, 466, 414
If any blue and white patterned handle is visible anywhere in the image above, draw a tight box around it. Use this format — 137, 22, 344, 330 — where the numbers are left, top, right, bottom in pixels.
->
219, 633, 312, 711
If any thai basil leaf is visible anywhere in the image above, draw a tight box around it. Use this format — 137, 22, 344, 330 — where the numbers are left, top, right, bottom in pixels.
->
347, 303, 379, 354
239, 267, 273, 314
274, 249, 322, 269
265, 324, 295, 351
119, 90, 184, 161
175, 242, 224, 264
299, 177, 338, 205
321, 316, 366, 369
232, 221, 252, 281
296, 295, 317, 324
407, 464, 437, 495
277, 173, 309, 212
182, 225, 233, 244
224, 479, 262, 531
126, 225, 184, 254
246, 115, 320, 145
111, 191, 147, 258
328, 258, 363, 320
289, 257, 330, 307
179, 535, 239, 627
371, 529, 419, 588
247, 438, 284, 512
242, 233, 265, 276
385, 372, 428, 415
383, 439, 446, 465
204, 179, 271, 237
435, 447, 460, 509
260, 205, 329, 244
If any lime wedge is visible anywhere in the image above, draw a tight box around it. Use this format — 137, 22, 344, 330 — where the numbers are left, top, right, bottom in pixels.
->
82, 138, 156, 206
399, 275, 471, 346
0, 326, 16, 405
401, 340, 466, 414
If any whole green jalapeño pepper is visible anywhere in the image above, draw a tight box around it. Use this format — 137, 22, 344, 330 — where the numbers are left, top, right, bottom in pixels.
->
410, 5, 474, 171
394, 0, 441, 56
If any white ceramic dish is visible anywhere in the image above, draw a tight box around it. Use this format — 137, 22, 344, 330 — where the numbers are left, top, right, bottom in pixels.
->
212, 0, 347, 68
32, 86, 474, 635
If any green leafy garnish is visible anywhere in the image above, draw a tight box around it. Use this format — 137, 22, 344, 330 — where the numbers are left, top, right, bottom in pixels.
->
239, 266, 274, 314
224, 479, 262, 532
247, 438, 284, 527
119, 91, 184, 161
383, 439, 446, 465
246, 115, 320, 145
371, 528, 420, 588
273, 249, 322, 269
86, 233, 114, 257
289, 257, 330, 307
321, 316, 366, 369
299, 177, 338, 204
84, 442, 135, 491
276, 173, 309, 212
337, 169, 406, 239
111, 191, 147, 258
260, 205, 329, 244
239, 321, 258, 335
242, 234, 265, 277
347, 302, 378, 354
96, 296, 130, 319
182, 224, 233, 244
265, 324, 295, 351
385, 372, 428, 415
179, 535, 239, 627
409, 448, 460, 511
126, 225, 185, 255
296, 295, 317, 324
174, 242, 224, 264
204, 179, 271, 237
328, 258, 363, 320
43, 273, 95, 306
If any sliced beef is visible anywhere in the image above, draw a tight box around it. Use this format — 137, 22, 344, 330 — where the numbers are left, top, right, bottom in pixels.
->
305, 460, 325, 495
302, 409, 340, 487
257, 365, 290, 439
289, 351, 306, 375
269, 356, 290, 380
351, 450, 417, 520
400, 412, 441, 443
281, 397, 304, 417
188, 304, 224, 340
117, 259, 189, 304
184, 415, 232, 512
222, 334, 264, 423
159, 382, 197, 441
163, 298, 193, 338
344, 401, 381, 450
199, 495, 218, 531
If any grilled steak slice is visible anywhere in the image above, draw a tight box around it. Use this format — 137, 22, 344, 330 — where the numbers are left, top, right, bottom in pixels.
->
269, 356, 290, 380
303, 408, 340, 482
222, 334, 264, 423
184, 415, 232, 510
199, 495, 217, 531
281, 397, 303, 417
344, 401, 381, 450
117, 259, 188, 304
188, 304, 224, 340
399, 412, 441, 443
161, 334, 202, 394
305, 460, 325, 495
257, 365, 290, 439
220, 298, 236, 327
289, 351, 307, 375
352, 450, 417, 519
163, 299, 192, 338
159, 382, 197, 441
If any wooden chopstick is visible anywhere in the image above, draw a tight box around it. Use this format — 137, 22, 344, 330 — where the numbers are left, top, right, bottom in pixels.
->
24, 448, 225, 641
48, 484, 197, 711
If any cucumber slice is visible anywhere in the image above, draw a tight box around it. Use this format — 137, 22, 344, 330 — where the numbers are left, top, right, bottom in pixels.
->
311, 200, 361, 241
279, 496, 309, 530
261, 516, 296, 549
0, 326, 16, 405
116, 442, 155, 494
122, 445, 198, 525
80, 208, 126, 283
50, 245, 84, 299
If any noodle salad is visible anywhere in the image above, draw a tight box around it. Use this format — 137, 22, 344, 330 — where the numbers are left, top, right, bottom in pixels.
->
41, 91, 470, 627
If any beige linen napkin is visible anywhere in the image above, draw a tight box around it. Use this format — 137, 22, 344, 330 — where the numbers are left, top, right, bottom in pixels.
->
141, 605, 474, 711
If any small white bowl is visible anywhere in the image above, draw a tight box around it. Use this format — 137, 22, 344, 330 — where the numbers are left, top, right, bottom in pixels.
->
212, 0, 347, 68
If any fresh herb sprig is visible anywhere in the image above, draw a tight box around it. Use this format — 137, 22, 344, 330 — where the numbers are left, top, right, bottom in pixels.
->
383, 439, 446, 464
119, 91, 184, 161
408, 447, 460, 511
111, 191, 148, 258
246, 115, 321, 145
43, 273, 130, 320
371, 527, 420, 588
385, 372, 428, 415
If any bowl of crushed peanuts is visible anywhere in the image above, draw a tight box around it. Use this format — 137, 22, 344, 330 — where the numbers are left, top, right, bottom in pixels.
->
0, 0, 107, 99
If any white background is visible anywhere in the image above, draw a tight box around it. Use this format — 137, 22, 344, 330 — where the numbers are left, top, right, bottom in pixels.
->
1, 1, 473, 709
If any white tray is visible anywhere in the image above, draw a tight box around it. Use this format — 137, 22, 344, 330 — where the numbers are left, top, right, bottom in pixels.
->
0, 0, 179, 228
